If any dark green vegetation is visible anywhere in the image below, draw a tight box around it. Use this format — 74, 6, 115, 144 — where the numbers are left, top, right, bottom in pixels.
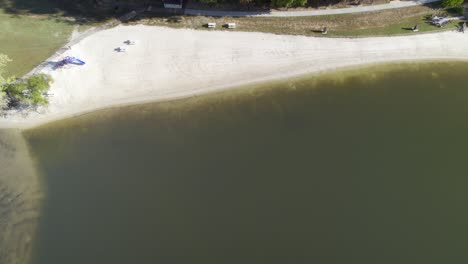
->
442, 0, 464, 8
23, 62, 468, 264
195, 0, 387, 9
1, 74, 53, 108
0, 0, 387, 12
270, 0, 307, 8
0, 0, 114, 18
1, 54, 53, 109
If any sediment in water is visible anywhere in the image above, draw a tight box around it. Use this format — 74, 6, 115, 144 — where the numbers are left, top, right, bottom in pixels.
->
0, 129, 43, 264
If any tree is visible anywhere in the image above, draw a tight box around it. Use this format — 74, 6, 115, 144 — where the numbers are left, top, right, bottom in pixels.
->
3, 74, 53, 107
0, 55, 52, 108
26, 74, 53, 105
441, 0, 463, 8
1, 76, 17, 108
239, 0, 255, 4
272, 0, 307, 8
0, 54, 12, 85
199, 0, 218, 4
2, 80, 24, 108
27, 74, 51, 94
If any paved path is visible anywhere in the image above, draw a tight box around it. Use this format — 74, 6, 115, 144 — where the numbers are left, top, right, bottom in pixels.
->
185, 0, 440, 17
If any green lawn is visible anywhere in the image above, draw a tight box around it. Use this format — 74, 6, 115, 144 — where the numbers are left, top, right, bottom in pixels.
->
330, 13, 463, 36
0, 9, 75, 77
137, 4, 464, 37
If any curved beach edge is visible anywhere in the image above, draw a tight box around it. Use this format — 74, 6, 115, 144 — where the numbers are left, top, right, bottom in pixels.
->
1, 25, 468, 130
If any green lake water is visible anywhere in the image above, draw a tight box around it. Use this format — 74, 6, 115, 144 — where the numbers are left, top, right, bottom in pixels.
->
2, 62, 468, 263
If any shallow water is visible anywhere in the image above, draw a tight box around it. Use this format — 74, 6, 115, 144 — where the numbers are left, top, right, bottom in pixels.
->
3, 61, 468, 263
0, 130, 42, 264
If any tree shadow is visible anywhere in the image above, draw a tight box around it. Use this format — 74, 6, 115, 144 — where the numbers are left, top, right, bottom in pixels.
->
311, 29, 325, 33
0, 0, 60, 15
446, 7, 464, 16
43, 61, 57, 68
0, 0, 131, 22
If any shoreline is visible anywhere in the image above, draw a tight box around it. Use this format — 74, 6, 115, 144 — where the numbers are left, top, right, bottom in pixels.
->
1, 25, 468, 130
4, 58, 468, 131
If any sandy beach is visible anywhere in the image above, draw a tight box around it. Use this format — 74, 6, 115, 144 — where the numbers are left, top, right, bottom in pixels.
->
1, 25, 468, 129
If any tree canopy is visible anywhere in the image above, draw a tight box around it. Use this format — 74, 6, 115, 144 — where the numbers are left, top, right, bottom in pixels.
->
441, 0, 463, 8
0, 0, 317, 16
271, 0, 307, 7
1, 54, 52, 109
1, 73, 53, 108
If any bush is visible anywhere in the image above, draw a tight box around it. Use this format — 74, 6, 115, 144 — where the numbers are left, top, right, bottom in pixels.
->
449, 6, 465, 15
272, 0, 307, 7
199, 0, 218, 4
442, 0, 463, 8
27, 74, 51, 94
3, 74, 53, 107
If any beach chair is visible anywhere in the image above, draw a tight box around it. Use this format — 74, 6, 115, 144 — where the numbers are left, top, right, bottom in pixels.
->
125, 40, 136, 45
227, 23, 236, 29
117, 46, 127, 52
207, 22, 216, 28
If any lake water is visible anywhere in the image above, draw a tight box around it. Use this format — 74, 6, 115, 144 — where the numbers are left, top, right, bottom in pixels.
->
0, 129, 42, 264
2, 62, 468, 263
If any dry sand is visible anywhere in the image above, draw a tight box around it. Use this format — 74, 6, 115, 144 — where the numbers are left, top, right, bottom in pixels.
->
1, 25, 468, 129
